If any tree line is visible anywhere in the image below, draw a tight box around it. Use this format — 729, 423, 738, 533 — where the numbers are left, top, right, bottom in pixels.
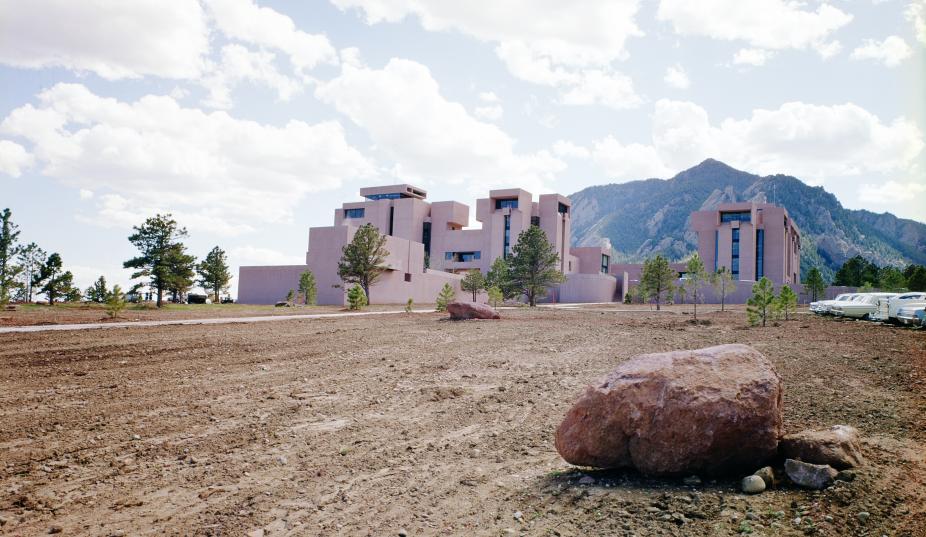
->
0, 209, 233, 310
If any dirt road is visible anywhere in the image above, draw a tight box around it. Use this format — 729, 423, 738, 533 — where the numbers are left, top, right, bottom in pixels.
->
1, 307, 924, 536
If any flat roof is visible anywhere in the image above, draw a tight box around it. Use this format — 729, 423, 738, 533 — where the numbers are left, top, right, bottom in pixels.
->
358, 184, 427, 200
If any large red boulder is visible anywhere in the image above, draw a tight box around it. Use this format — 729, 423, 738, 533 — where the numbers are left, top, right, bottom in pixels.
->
447, 301, 500, 320
555, 344, 783, 475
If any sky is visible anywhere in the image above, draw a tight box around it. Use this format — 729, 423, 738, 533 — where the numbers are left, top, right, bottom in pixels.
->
0, 0, 924, 297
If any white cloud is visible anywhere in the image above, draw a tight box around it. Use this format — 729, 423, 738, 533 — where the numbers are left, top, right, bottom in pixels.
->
315, 58, 565, 193
657, 0, 852, 58
0, 0, 209, 79
201, 44, 303, 109
78, 189, 94, 200
732, 48, 776, 66
478, 91, 500, 103
0, 140, 34, 177
592, 136, 673, 180
1, 83, 373, 234
204, 0, 338, 77
332, 0, 645, 110
859, 180, 926, 204
474, 105, 503, 121
663, 64, 690, 89
907, 0, 926, 45
552, 140, 591, 159
850, 36, 913, 67
588, 100, 924, 185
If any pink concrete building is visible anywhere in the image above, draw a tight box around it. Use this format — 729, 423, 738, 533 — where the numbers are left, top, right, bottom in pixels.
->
238, 185, 617, 305
690, 202, 801, 285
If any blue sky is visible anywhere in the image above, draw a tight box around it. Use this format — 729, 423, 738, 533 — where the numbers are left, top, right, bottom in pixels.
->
0, 0, 923, 297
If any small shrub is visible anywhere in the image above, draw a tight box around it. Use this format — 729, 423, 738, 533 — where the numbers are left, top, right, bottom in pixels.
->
105, 285, 126, 319
747, 277, 776, 326
623, 289, 633, 304
435, 283, 455, 312
285, 288, 295, 305
487, 286, 503, 308
347, 285, 367, 310
404, 298, 413, 313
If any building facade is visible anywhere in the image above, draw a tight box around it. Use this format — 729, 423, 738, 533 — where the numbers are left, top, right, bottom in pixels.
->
238, 184, 617, 305
690, 202, 801, 285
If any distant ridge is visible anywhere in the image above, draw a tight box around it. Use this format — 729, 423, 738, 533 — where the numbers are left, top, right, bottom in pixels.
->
569, 159, 926, 281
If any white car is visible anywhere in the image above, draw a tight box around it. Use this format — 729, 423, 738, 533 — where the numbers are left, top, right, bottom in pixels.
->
870, 292, 926, 322
810, 293, 859, 315
830, 293, 899, 320
896, 304, 926, 326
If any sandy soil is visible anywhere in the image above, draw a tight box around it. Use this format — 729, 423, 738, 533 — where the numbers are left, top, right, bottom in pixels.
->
0, 306, 924, 536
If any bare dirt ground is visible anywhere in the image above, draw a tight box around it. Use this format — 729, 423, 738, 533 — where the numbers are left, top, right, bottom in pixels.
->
0, 306, 924, 536
0, 303, 411, 327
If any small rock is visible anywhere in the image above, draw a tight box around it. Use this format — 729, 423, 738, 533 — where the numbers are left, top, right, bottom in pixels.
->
48, 527, 63, 535
131, 434, 141, 440
513, 511, 523, 521
682, 475, 702, 486
746, 512, 760, 521
835, 469, 856, 482
577, 475, 595, 485
858, 512, 870, 522
741, 475, 766, 494
277, 456, 287, 465
780, 425, 864, 469
824, 515, 834, 522
753, 466, 775, 487
785, 459, 838, 489
398, 530, 408, 537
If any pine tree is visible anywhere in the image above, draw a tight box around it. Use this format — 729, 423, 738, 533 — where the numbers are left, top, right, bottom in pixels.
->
803, 267, 827, 302
338, 223, 389, 303
298, 270, 317, 305
16, 242, 45, 303
435, 283, 455, 312
286, 289, 296, 305
461, 270, 486, 301
747, 277, 776, 327
683, 253, 708, 321
905, 264, 926, 291
487, 286, 503, 308
486, 256, 514, 299
711, 266, 736, 312
507, 226, 565, 306
85, 276, 109, 303
197, 246, 232, 303
105, 285, 127, 319
640, 255, 676, 311
124, 214, 191, 307
878, 266, 906, 292
35, 253, 67, 304
347, 285, 367, 310
777, 285, 797, 321
0, 208, 23, 304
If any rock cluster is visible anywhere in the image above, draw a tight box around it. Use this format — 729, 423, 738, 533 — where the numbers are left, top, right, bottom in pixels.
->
781, 425, 863, 469
446, 301, 500, 320
555, 344, 783, 475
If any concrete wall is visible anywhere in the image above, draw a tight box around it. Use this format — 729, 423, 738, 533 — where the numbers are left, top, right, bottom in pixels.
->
238, 265, 310, 305
558, 273, 618, 303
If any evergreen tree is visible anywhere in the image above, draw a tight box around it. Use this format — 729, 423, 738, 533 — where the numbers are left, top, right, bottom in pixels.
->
487, 286, 503, 308
337, 223, 388, 303
461, 270, 486, 301
833, 255, 879, 287
711, 266, 736, 312
124, 214, 190, 307
165, 243, 196, 303
507, 226, 565, 306
435, 282, 456, 312
298, 270, 317, 305
803, 267, 827, 302
905, 264, 926, 291
63, 279, 82, 303
0, 208, 23, 304
286, 288, 296, 305
36, 253, 79, 304
747, 277, 776, 327
777, 285, 797, 321
640, 255, 676, 311
683, 253, 708, 321
878, 266, 907, 292
486, 256, 514, 299
858, 281, 875, 293
197, 246, 232, 303
17, 243, 46, 303
347, 285, 367, 310
105, 285, 126, 319
85, 276, 109, 303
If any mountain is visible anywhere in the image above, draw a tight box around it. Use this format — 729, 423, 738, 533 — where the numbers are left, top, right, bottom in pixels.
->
569, 159, 926, 281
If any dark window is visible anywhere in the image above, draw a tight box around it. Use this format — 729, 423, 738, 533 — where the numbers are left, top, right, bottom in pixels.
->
721, 211, 751, 223
365, 193, 403, 200
713, 230, 718, 272
388, 206, 394, 236
344, 208, 365, 218
503, 215, 511, 258
601, 254, 610, 274
731, 228, 740, 278
732, 258, 740, 275
495, 198, 518, 209
404, 273, 412, 282
531, 216, 540, 226
558, 202, 569, 214
756, 229, 764, 279
445, 251, 481, 262
422, 222, 431, 258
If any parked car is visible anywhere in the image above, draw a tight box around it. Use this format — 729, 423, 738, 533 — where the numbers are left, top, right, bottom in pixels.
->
870, 292, 926, 322
896, 304, 926, 327
830, 293, 899, 319
810, 293, 862, 315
